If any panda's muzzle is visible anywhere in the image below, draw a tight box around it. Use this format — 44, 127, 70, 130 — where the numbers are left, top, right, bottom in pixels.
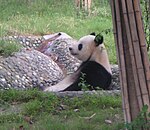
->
71, 53, 78, 56
69, 47, 78, 55
70, 51, 78, 56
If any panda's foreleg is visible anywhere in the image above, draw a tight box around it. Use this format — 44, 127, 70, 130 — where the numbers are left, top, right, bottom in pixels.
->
44, 71, 81, 92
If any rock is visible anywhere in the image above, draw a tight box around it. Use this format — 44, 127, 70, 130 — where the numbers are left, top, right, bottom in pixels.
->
1, 35, 43, 49
105, 119, 112, 124
42, 39, 81, 74
43, 32, 72, 40
110, 65, 120, 90
0, 49, 64, 90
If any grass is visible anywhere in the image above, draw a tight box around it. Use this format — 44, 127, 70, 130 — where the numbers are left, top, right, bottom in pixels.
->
0, 89, 124, 130
0, 0, 117, 63
0, 40, 22, 56
0, 0, 112, 37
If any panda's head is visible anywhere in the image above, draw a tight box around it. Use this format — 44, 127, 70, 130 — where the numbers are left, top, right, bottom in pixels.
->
69, 33, 103, 62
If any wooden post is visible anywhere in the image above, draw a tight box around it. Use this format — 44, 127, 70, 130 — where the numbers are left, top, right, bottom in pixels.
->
75, 0, 92, 16
110, 0, 150, 128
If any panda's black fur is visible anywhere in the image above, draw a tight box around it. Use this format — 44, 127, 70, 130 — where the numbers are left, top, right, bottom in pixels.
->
63, 61, 112, 91
44, 33, 112, 92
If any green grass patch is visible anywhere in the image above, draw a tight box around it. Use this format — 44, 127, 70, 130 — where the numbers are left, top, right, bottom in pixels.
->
0, 0, 117, 63
0, 89, 124, 130
0, 40, 22, 57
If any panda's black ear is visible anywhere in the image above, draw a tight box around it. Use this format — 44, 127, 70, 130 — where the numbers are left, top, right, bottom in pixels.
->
94, 34, 103, 46
90, 32, 96, 36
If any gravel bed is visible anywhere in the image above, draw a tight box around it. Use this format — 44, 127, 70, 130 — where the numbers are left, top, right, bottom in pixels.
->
0, 49, 64, 90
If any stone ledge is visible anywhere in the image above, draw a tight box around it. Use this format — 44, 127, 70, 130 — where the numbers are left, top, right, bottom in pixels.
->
49, 90, 121, 98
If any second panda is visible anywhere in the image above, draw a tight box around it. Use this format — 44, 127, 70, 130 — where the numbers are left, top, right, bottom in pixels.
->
44, 33, 112, 92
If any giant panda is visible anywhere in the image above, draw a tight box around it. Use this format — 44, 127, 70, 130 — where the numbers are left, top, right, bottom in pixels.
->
44, 33, 112, 92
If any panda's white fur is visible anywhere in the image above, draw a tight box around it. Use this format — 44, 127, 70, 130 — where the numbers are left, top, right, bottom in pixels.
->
69, 35, 112, 74
44, 33, 112, 92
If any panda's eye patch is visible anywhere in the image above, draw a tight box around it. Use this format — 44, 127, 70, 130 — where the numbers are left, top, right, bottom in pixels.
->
78, 44, 83, 51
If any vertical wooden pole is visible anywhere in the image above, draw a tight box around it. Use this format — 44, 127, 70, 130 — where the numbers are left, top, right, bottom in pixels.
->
110, 0, 132, 122
75, 0, 92, 16
110, 0, 150, 127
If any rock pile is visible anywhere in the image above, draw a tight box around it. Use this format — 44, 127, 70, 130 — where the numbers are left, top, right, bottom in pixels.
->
0, 49, 64, 90
1, 35, 43, 49
110, 64, 120, 90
